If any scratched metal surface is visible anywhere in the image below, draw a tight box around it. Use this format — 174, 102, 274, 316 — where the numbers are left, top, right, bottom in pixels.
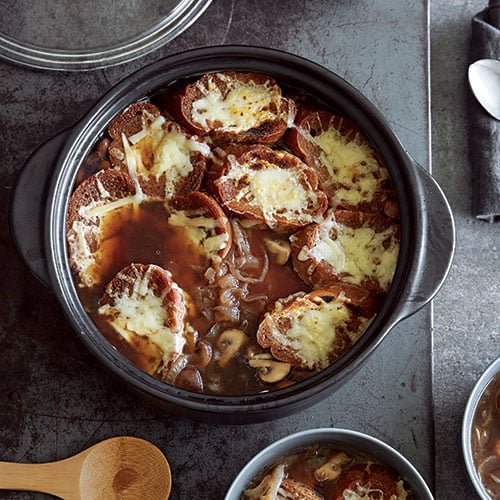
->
0, 1, 431, 498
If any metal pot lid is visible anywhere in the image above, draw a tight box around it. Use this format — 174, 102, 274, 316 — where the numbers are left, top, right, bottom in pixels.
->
0, 0, 212, 71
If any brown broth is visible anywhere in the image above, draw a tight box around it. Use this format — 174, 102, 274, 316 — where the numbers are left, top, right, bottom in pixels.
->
77, 201, 310, 394
471, 373, 500, 498
243, 444, 412, 499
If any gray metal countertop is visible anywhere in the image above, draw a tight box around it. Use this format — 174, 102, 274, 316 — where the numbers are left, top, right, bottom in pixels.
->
0, 0, 459, 498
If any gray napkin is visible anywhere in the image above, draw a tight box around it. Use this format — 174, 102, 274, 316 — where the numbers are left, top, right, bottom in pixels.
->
469, 5, 500, 222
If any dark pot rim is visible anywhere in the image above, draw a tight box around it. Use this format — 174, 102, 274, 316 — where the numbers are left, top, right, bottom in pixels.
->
39, 45, 453, 418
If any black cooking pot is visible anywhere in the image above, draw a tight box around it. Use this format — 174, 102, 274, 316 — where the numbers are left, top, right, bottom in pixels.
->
9, 46, 455, 424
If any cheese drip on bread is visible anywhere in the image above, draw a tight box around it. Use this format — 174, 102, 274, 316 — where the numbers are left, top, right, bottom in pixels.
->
168, 209, 229, 263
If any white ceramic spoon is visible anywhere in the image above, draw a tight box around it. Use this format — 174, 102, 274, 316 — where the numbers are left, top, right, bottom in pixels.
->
469, 58, 500, 120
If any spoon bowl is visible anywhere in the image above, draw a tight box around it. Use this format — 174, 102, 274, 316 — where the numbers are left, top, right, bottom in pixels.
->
469, 58, 500, 120
0, 436, 171, 500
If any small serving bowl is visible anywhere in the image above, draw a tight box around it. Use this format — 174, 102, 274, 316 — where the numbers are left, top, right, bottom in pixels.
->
224, 428, 434, 499
462, 355, 500, 499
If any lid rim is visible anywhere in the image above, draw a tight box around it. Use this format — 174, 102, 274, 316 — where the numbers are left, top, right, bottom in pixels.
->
0, 0, 212, 71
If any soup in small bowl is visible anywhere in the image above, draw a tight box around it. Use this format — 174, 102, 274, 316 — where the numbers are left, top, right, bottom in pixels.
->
225, 428, 433, 499
463, 356, 500, 499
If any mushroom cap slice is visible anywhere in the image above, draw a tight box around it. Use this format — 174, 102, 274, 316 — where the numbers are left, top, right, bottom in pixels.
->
314, 451, 353, 482
249, 355, 291, 383
217, 328, 248, 367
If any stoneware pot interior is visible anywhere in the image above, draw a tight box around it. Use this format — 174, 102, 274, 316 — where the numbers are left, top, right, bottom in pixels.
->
9, 46, 454, 422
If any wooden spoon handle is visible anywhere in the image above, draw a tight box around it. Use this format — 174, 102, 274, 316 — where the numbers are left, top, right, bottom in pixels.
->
0, 460, 78, 499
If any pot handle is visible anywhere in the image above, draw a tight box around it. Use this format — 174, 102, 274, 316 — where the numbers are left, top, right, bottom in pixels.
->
9, 129, 71, 288
395, 161, 455, 322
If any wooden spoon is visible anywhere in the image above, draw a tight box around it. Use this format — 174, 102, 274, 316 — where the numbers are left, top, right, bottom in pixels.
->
0, 436, 171, 499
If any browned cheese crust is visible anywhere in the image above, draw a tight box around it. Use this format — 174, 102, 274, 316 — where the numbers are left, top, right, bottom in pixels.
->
107, 102, 209, 200
169, 71, 296, 144
66, 168, 137, 286
210, 144, 328, 232
290, 209, 401, 293
286, 109, 397, 215
256, 284, 380, 370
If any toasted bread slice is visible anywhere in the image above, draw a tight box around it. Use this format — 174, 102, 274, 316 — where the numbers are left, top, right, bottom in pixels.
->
168, 191, 232, 264
170, 71, 296, 144
98, 263, 187, 375
332, 464, 401, 500
107, 102, 210, 200
211, 144, 328, 232
290, 209, 400, 293
279, 479, 322, 500
256, 285, 379, 370
66, 168, 139, 287
108, 101, 161, 140
286, 110, 391, 212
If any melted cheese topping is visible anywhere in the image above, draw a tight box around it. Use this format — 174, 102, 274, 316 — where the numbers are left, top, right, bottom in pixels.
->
191, 75, 280, 132
125, 114, 210, 198
67, 220, 100, 287
224, 155, 318, 228
298, 214, 399, 291
314, 127, 388, 206
266, 296, 368, 370
98, 272, 185, 362
168, 210, 228, 262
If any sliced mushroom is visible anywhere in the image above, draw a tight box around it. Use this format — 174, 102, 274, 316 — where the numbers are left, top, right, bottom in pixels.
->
384, 198, 400, 219
264, 238, 291, 265
217, 329, 247, 367
191, 339, 212, 369
249, 355, 291, 383
175, 365, 204, 392
314, 451, 352, 482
